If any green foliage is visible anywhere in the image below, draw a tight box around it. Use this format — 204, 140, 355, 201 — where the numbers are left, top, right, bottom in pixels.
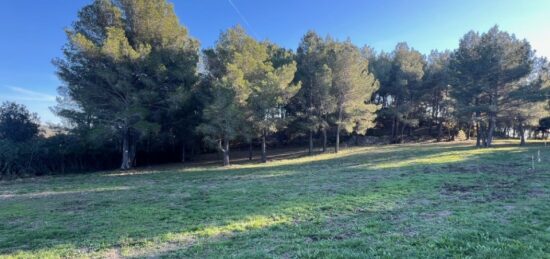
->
450, 26, 537, 146
16, 0, 550, 171
367, 43, 425, 142
292, 31, 335, 135
0, 102, 40, 142
54, 0, 198, 169
328, 40, 380, 134
0, 134, 119, 179
199, 26, 300, 163
198, 27, 259, 147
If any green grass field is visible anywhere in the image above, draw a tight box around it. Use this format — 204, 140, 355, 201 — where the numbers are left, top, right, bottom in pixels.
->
1, 141, 549, 258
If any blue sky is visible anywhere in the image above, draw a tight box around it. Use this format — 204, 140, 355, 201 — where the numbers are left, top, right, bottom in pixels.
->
1, 0, 549, 123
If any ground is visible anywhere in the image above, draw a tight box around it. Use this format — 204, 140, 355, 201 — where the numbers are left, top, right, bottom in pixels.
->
1, 140, 549, 258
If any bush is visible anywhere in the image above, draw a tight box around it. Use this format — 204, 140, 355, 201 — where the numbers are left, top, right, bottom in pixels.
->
0, 134, 120, 179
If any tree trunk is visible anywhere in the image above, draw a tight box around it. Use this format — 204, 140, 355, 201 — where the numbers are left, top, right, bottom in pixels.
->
391, 116, 397, 142
519, 123, 526, 146
437, 120, 443, 142
481, 123, 488, 147
428, 104, 435, 135
487, 114, 496, 147
322, 128, 327, 153
223, 139, 230, 166
335, 106, 343, 153
261, 130, 267, 163
308, 129, 313, 155
476, 122, 481, 147
219, 139, 230, 166
121, 130, 131, 170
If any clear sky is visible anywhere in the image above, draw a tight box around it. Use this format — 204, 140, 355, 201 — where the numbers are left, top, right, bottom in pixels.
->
1, 0, 549, 123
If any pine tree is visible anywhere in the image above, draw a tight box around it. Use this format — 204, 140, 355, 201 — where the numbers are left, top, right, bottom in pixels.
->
54, 0, 199, 169
327, 40, 379, 153
248, 43, 300, 163
451, 26, 536, 147
199, 26, 296, 165
292, 31, 335, 154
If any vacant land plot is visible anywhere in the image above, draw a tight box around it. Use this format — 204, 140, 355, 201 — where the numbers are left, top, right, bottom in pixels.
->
1, 141, 549, 258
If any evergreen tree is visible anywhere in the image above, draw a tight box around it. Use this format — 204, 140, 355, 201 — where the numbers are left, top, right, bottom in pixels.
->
248, 43, 300, 163
54, 0, 199, 169
503, 58, 550, 145
372, 43, 425, 143
292, 31, 335, 154
451, 26, 535, 147
421, 50, 454, 141
327, 40, 379, 153
199, 26, 278, 165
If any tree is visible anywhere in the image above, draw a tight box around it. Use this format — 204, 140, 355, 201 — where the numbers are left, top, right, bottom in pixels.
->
451, 26, 536, 147
369, 43, 424, 143
421, 50, 454, 141
327, 40, 379, 153
502, 58, 550, 145
292, 31, 335, 154
450, 31, 487, 146
0, 102, 40, 142
391, 43, 425, 142
198, 26, 265, 166
54, 0, 198, 169
248, 43, 300, 163
196, 83, 244, 166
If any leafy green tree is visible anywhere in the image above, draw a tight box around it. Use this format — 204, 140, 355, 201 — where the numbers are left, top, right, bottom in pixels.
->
450, 31, 487, 146
54, 0, 198, 169
421, 50, 454, 141
390, 43, 425, 142
327, 40, 379, 153
197, 83, 244, 166
248, 44, 300, 163
199, 27, 299, 164
292, 31, 335, 154
451, 26, 536, 147
0, 102, 40, 142
198, 26, 265, 166
370, 43, 424, 143
502, 59, 550, 145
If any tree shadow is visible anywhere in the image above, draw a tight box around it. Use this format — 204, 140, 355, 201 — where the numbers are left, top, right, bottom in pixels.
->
0, 142, 545, 257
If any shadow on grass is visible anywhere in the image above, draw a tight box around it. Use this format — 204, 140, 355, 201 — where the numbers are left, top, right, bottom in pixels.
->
0, 142, 545, 257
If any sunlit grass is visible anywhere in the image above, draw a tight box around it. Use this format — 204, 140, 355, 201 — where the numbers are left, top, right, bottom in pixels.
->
1, 140, 549, 258
372, 146, 520, 169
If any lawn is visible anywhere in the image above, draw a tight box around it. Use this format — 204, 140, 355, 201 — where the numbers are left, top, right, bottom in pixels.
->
1, 141, 549, 258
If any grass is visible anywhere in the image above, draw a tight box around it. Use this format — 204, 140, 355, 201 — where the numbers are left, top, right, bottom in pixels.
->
1, 140, 549, 258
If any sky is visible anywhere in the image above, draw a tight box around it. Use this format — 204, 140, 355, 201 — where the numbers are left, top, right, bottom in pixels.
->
1, 0, 549, 124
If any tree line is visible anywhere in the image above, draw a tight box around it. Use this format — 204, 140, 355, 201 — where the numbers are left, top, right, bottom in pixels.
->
1, 0, 548, 177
